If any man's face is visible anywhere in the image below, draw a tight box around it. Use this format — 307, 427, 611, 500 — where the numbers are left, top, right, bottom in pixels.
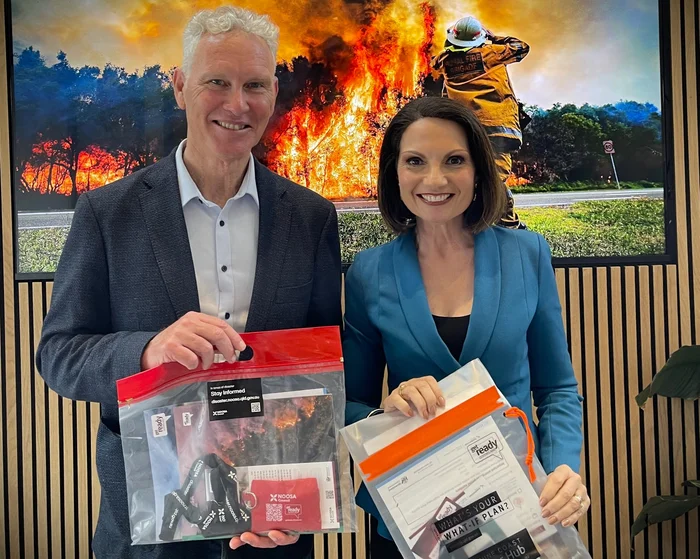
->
173, 31, 278, 161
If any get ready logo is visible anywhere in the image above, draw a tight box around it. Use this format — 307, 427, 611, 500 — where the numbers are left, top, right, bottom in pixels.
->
150, 413, 171, 438
468, 433, 503, 464
284, 504, 303, 519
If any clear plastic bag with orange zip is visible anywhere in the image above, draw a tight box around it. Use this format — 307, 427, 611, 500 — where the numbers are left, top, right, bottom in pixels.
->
116, 326, 356, 545
341, 359, 591, 559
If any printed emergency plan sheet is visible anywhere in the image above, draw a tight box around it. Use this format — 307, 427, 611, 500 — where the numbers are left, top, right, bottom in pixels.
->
375, 415, 557, 558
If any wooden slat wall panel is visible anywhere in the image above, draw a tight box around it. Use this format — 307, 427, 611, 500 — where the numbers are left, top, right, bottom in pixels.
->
31, 283, 49, 558
1, 0, 700, 558
624, 266, 644, 559
595, 268, 617, 557
678, 0, 700, 554
653, 266, 672, 559
610, 267, 631, 554
638, 268, 659, 559
582, 268, 604, 559
669, 1, 699, 554
18, 283, 34, 559
665, 266, 686, 559
0, 1, 19, 557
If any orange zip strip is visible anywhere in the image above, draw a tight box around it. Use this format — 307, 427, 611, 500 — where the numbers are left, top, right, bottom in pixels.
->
504, 407, 537, 483
359, 386, 502, 481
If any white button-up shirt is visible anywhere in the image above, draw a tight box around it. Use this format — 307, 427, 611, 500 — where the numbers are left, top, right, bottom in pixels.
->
175, 140, 259, 332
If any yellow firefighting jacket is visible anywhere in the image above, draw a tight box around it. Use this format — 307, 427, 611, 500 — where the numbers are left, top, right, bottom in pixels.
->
432, 35, 529, 145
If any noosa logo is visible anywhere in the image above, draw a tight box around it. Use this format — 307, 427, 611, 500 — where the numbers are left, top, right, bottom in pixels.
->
270, 493, 297, 502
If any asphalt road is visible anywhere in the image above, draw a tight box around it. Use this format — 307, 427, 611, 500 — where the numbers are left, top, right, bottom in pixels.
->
17, 188, 663, 228
508, 188, 663, 209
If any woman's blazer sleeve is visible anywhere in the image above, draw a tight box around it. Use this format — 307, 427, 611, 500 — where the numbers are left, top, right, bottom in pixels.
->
343, 251, 387, 425
527, 234, 584, 473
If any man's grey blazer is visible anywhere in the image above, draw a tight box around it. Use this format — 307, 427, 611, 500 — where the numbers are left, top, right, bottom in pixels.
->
36, 150, 342, 559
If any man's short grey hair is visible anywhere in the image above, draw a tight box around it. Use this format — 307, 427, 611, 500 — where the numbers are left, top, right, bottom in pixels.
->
182, 6, 279, 75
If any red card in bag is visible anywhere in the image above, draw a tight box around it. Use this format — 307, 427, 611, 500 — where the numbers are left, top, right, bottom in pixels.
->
249, 478, 322, 532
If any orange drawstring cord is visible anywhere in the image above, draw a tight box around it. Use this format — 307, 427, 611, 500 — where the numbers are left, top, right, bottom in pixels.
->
504, 407, 537, 483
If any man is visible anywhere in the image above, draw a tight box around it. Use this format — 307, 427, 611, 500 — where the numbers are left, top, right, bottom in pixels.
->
432, 15, 530, 229
36, 6, 341, 559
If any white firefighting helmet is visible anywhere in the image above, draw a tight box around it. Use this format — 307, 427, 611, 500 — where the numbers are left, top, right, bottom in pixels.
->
446, 16, 487, 48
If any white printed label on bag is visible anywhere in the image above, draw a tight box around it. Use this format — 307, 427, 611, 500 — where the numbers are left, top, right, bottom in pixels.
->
150, 413, 171, 438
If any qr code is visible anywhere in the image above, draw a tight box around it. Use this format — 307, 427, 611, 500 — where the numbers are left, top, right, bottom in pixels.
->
266, 504, 283, 522
251, 401, 261, 413
325, 490, 335, 500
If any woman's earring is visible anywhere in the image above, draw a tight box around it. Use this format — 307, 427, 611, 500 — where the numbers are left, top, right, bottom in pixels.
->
473, 180, 478, 202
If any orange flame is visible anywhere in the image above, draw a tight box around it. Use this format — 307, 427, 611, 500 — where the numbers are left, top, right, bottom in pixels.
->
271, 397, 318, 429
21, 140, 136, 195
298, 397, 317, 419
505, 174, 531, 187
77, 145, 137, 190
273, 406, 302, 430
266, 2, 436, 199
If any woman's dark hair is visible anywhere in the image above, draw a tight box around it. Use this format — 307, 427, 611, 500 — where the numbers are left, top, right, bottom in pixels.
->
377, 96, 507, 234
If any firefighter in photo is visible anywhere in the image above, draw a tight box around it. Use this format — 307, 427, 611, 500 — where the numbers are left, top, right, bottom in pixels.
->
433, 16, 530, 229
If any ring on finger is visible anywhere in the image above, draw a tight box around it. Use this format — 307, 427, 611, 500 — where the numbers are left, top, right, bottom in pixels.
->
398, 382, 408, 398
572, 493, 584, 510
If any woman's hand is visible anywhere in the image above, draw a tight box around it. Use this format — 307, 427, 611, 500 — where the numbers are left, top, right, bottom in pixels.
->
382, 376, 445, 419
539, 464, 590, 527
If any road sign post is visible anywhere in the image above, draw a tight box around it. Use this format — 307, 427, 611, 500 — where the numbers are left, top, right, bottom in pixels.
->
603, 140, 620, 189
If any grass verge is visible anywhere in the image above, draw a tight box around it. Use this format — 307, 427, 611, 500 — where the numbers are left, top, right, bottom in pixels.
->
17, 198, 665, 274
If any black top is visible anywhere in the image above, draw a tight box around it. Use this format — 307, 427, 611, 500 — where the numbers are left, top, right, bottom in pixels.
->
433, 314, 471, 361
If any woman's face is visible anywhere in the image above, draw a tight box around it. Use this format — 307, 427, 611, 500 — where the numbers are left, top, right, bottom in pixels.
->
397, 117, 476, 227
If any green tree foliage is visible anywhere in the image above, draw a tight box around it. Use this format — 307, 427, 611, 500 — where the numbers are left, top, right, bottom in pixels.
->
516, 102, 663, 184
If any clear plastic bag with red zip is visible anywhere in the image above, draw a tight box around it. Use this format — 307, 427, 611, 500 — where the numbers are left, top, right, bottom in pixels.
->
117, 326, 356, 545
340, 359, 590, 559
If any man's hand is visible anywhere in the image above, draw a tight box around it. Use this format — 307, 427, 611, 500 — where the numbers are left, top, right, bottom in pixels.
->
141, 311, 245, 370
229, 530, 299, 550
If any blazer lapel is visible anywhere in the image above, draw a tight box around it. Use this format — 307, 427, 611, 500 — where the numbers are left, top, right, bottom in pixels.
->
459, 228, 501, 363
393, 232, 458, 375
245, 161, 292, 332
139, 152, 200, 319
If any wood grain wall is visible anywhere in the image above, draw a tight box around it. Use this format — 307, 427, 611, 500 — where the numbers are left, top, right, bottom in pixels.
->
1, 0, 698, 557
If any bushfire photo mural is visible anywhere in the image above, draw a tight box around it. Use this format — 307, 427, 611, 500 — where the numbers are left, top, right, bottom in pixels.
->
10, 0, 668, 273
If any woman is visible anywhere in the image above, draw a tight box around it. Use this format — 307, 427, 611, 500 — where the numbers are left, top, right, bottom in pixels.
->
343, 96, 590, 557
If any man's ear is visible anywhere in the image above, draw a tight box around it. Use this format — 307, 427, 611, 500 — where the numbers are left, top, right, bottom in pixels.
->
173, 68, 187, 110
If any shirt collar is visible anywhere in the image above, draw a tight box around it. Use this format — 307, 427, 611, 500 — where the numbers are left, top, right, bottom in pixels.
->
175, 139, 259, 208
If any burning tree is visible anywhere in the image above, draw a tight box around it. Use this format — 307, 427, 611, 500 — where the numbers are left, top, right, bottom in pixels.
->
13, 49, 184, 207
264, 2, 437, 199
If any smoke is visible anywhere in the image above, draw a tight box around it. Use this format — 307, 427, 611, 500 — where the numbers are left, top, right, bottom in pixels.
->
14, 0, 661, 107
